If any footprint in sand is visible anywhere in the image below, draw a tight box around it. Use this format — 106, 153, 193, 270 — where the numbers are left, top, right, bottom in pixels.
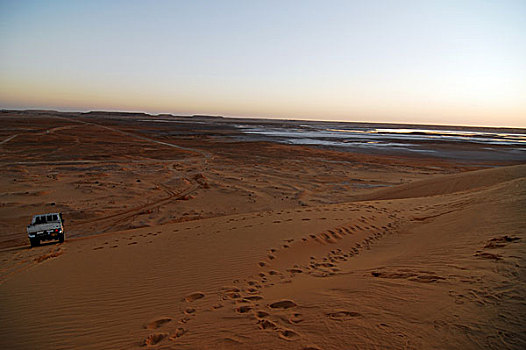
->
256, 311, 269, 318
223, 291, 241, 300
258, 319, 278, 330
279, 329, 301, 341
484, 235, 520, 249
185, 292, 205, 302
474, 251, 502, 260
178, 316, 190, 324
327, 311, 362, 320
184, 307, 196, 315
142, 333, 168, 346
236, 306, 252, 313
246, 286, 260, 294
169, 327, 187, 340
269, 300, 297, 309
289, 313, 304, 324
144, 318, 172, 330
219, 335, 246, 345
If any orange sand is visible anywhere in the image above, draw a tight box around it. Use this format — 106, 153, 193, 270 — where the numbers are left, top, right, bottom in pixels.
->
0, 111, 524, 349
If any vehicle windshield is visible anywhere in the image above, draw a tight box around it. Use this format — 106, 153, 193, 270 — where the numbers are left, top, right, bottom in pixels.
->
34, 216, 45, 224
32, 214, 59, 225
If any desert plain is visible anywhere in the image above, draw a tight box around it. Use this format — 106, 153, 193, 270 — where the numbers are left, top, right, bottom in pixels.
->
0, 110, 525, 349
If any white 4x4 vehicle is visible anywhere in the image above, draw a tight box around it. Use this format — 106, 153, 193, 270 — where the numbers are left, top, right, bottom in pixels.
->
27, 213, 65, 247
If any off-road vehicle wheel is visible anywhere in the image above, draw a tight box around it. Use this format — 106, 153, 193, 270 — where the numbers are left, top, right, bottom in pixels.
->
30, 238, 40, 247
58, 233, 65, 243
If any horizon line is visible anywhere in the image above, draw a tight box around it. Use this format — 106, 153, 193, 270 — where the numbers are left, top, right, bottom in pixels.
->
3, 107, 526, 130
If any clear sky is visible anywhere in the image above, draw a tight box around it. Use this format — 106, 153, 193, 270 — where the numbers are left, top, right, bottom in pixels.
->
1, 0, 525, 127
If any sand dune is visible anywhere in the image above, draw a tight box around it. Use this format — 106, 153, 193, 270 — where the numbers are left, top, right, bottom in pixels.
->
1, 111, 524, 349
1, 163, 524, 349
353, 164, 526, 201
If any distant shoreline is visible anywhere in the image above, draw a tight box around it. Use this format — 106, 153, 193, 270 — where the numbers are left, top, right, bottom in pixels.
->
2, 109, 525, 132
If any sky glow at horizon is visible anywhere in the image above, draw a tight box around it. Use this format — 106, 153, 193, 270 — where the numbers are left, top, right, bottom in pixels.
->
1, 0, 525, 127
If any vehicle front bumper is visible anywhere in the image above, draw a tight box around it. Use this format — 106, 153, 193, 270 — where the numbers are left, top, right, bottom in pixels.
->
28, 231, 62, 240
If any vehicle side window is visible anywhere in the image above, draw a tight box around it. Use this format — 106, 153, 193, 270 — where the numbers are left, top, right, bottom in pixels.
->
52, 214, 58, 221
47, 215, 53, 221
